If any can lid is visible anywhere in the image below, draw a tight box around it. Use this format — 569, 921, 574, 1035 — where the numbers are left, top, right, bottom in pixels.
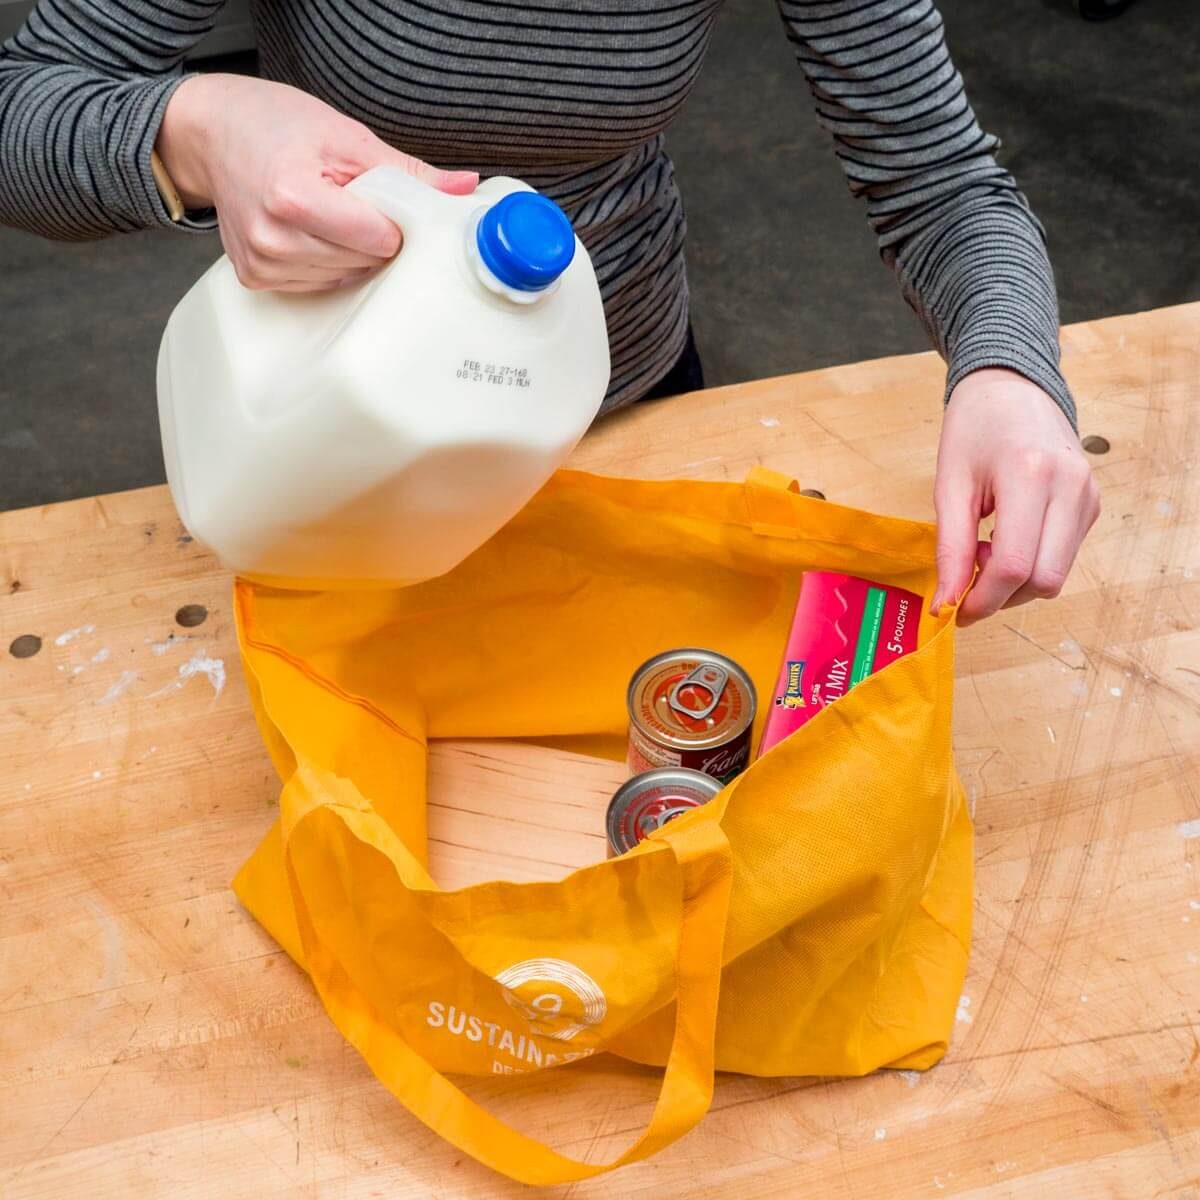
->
627, 649, 756, 750
606, 767, 723, 855
475, 192, 575, 292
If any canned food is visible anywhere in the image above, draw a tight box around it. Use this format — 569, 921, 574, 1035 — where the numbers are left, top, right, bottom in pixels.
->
606, 767, 723, 857
627, 648, 756, 783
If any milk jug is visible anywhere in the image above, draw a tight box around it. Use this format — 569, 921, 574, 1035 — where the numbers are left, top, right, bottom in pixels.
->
157, 168, 610, 586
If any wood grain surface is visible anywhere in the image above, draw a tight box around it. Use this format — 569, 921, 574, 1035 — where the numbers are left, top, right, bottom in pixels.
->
2, 304, 1198, 1198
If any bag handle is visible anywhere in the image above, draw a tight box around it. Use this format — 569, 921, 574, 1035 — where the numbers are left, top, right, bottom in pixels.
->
281, 788, 734, 1186
743, 466, 804, 539
741, 466, 941, 576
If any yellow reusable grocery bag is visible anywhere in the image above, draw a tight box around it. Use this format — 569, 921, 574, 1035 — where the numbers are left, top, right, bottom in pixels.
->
232, 467, 971, 1185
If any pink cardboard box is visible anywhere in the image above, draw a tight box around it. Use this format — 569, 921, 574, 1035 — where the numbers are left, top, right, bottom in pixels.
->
758, 571, 923, 756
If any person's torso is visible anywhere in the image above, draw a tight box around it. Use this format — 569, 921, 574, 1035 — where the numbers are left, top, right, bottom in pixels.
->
252, 0, 720, 172
251, 0, 723, 406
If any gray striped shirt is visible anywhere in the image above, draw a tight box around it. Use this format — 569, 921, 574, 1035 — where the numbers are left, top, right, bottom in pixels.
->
0, 0, 1075, 423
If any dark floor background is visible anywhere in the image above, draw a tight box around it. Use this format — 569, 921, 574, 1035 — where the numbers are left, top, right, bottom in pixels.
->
1, 0, 1197, 511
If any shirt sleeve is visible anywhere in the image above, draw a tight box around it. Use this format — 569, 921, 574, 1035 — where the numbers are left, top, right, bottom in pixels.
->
0, 0, 224, 241
776, 0, 1076, 427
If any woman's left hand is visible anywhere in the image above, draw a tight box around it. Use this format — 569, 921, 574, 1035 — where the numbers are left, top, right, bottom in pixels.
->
931, 368, 1101, 626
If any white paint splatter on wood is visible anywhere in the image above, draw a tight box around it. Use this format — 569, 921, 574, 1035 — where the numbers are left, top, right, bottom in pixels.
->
86, 899, 124, 992
760, 417, 781, 428
955, 994, 972, 1024
147, 636, 188, 655
1176, 819, 1200, 839
55, 624, 95, 646
98, 670, 138, 705
150, 653, 226, 699
184, 654, 226, 697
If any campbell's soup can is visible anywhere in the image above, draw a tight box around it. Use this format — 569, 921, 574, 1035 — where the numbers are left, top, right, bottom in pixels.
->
626, 648, 756, 784
606, 767, 724, 857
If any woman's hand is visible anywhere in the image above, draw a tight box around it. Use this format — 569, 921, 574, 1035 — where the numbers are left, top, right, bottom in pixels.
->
932, 368, 1101, 626
156, 74, 478, 292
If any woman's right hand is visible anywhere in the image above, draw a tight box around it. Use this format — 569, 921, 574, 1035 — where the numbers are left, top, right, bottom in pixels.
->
155, 74, 478, 292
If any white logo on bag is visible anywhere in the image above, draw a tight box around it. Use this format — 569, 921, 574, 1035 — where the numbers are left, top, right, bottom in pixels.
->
492, 958, 608, 1042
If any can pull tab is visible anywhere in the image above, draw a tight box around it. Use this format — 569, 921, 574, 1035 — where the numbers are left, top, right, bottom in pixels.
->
668, 663, 728, 722
639, 804, 693, 836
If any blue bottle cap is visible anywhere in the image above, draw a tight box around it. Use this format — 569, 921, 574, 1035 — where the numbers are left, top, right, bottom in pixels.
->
475, 192, 575, 292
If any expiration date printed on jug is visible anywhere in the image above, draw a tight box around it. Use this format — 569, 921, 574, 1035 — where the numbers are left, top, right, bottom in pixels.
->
456, 359, 532, 388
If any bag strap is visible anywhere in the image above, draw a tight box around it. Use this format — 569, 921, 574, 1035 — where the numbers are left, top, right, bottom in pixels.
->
744, 466, 805, 538
742, 466, 942, 577
281, 790, 735, 1185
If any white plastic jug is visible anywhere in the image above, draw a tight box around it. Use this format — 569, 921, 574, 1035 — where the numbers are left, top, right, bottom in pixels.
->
157, 168, 610, 587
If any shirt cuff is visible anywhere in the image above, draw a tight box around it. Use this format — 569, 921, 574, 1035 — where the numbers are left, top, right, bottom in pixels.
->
120, 72, 218, 234
945, 345, 1078, 431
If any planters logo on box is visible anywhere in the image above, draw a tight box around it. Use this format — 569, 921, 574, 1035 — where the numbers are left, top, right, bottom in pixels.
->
775, 661, 806, 710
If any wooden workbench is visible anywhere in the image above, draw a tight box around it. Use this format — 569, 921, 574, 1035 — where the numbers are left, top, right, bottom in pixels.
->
2, 304, 1197, 1198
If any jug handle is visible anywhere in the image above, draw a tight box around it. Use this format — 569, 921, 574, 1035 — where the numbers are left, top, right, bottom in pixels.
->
343, 165, 444, 246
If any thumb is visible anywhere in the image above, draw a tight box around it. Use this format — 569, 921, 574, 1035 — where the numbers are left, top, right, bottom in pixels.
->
933, 472, 982, 616
368, 139, 479, 195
